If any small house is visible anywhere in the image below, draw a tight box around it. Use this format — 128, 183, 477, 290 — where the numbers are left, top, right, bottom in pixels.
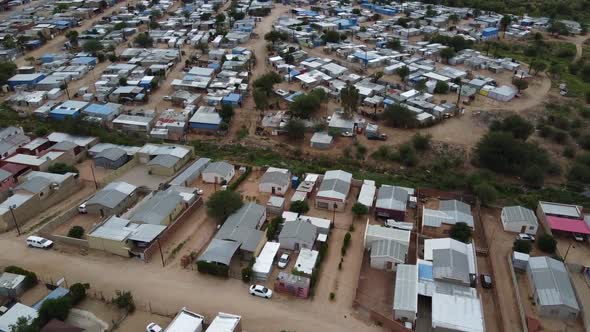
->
315, 170, 352, 211
207, 313, 242, 332
393, 264, 418, 322
202, 161, 235, 184
259, 167, 291, 196
278, 219, 318, 251
293, 248, 318, 276
275, 272, 310, 299
501, 206, 538, 235
266, 196, 285, 215
310, 132, 333, 149
375, 185, 411, 220
0, 272, 26, 298
0, 303, 37, 332
252, 241, 280, 281
85, 181, 137, 217
94, 147, 129, 170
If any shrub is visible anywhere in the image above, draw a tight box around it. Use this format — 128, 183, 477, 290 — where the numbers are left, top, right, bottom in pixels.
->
538, 234, 557, 253
241, 266, 252, 282
266, 216, 282, 240
196, 261, 229, 277
206, 190, 243, 223
449, 222, 472, 243
4, 266, 37, 289
563, 146, 576, 158
37, 296, 72, 326
69, 283, 89, 305
351, 202, 368, 220
473, 182, 497, 206
341, 232, 352, 256
513, 239, 532, 254
48, 163, 79, 174
289, 200, 309, 214
329, 292, 335, 300
67, 226, 84, 239
523, 165, 545, 188
398, 144, 418, 166
112, 290, 135, 313
412, 133, 432, 151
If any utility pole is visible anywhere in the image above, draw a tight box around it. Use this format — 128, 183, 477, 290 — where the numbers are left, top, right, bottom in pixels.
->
90, 163, 98, 189
9, 205, 21, 236
563, 242, 573, 262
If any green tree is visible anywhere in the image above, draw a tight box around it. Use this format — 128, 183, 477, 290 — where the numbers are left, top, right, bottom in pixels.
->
489, 114, 534, 140
69, 283, 89, 305
522, 165, 545, 188
67, 226, 84, 239
264, 30, 288, 44
9, 316, 37, 332
284, 118, 306, 140
434, 81, 449, 94
530, 62, 547, 75
449, 222, 472, 243
351, 202, 368, 220
321, 30, 342, 43
0, 62, 17, 86
134, 33, 153, 48
396, 66, 410, 88
537, 234, 557, 253
200, 12, 211, 20
220, 104, 234, 123
215, 13, 226, 23
113, 22, 128, 30
253, 87, 268, 110
289, 91, 323, 119
352, 8, 361, 15
473, 183, 497, 206
65, 30, 79, 46
513, 239, 532, 254
266, 216, 282, 240
290, 200, 309, 214
2, 35, 16, 49
206, 190, 243, 223
386, 38, 401, 50
253, 72, 281, 95
500, 15, 512, 38
112, 290, 135, 313
548, 20, 569, 36
340, 81, 359, 119
382, 104, 417, 128
448, 14, 460, 24
48, 163, 79, 174
439, 47, 456, 63
37, 297, 72, 326
82, 39, 103, 55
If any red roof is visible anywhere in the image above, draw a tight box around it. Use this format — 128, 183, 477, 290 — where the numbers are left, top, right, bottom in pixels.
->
547, 216, 590, 234
0, 163, 28, 175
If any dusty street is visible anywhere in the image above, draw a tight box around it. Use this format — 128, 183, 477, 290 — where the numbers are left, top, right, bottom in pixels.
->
0, 233, 383, 332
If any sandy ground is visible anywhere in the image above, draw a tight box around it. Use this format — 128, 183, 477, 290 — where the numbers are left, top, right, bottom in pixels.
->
114, 164, 170, 190
556, 236, 590, 266
52, 213, 103, 238
114, 310, 172, 331
480, 207, 524, 332
570, 272, 590, 332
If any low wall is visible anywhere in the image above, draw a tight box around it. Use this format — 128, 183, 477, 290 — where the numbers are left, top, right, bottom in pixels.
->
45, 234, 89, 248
143, 197, 203, 263
37, 206, 79, 236
506, 253, 528, 332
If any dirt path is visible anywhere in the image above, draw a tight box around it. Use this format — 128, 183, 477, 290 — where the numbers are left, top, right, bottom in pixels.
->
573, 35, 589, 62
0, 233, 382, 332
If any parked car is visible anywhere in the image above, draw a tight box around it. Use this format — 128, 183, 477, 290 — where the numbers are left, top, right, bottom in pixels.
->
367, 133, 387, 141
163, 95, 172, 101
249, 285, 272, 299
146, 323, 162, 332
195, 188, 204, 195
26, 236, 53, 249
341, 131, 353, 137
277, 253, 290, 269
480, 274, 493, 289
78, 202, 88, 214
573, 233, 585, 242
516, 233, 535, 242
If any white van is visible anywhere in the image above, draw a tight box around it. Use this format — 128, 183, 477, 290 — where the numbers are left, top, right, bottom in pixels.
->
26, 236, 53, 249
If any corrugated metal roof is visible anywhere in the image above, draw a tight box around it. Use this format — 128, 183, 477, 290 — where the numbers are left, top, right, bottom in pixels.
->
215, 203, 265, 253
502, 206, 538, 226
393, 264, 418, 313
432, 248, 470, 284
357, 182, 376, 208
130, 190, 183, 225
260, 167, 290, 187
370, 239, 408, 262
376, 185, 408, 212
198, 238, 241, 265
203, 161, 233, 177
423, 200, 474, 228
539, 201, 581, 218
279, 219, 317, 243
170, 158, 211, 186
528, 256, 580, 310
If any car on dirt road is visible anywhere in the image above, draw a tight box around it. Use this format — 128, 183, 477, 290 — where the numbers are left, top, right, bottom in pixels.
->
26, 236, 53, 249
480, 274, 493, 289
277, 253, 290, 269
146, 323, 162, 332
249, 285, 272, 299
78, 202, 88, 214
573, 233, 585, 242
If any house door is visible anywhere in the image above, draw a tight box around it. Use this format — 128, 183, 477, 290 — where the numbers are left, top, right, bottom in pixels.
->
272, 187, 276, 194
520, 226, 527, 233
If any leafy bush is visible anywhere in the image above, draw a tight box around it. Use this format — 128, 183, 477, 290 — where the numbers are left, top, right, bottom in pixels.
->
341, 232, 352, 256
48, 163, 79, 174
522, 165, 545, 188
67, 226, 84, 239
206, 190, 243, 223
227, 166, 251, 191
398, 144, 418, 167
450, 222, 472, 243
489, 114, 534, 140
412, 133, 432, 151
112, 290, 135, 313
473, 182, 497, 206
538, 234, 557, 253
513, 239, 532, 254
37, 296, 72, 326
196, 261, 229, 277
266, 216, 282, 240
289, 200, 309, 214
4, 266, 37, 289
69, 283, 89, 305
351, 202, 368, 219
241, 266, 252, 282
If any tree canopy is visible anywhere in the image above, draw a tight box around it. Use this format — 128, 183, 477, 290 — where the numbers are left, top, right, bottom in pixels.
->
284, 119, 306, 140
206, 190, 243, 223
290, 200, 310, 214
382, 104, 417, 128
489, 114, 534, 140
82, 39, 103, 55
0, 62, 17, 86
289, 89, 326, 119
253, 72, 281, 95
449, 222, 472, 243
340, 81, 359, 119
134, 32, 153, 48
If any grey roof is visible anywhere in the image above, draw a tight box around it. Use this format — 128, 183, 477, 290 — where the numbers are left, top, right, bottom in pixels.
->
204, 161, 233, 177
51, 140, 77, 151
279, 220, 317, 243
0, 169, 12, 182
89, 216, 133, 241
198, 239, 241, 265
376, 185, 409, 212
0, 134, 30, 155
370, 239, 408, 262
130, 190, 183, 225
423, 200, 474, 228
260, 168, 290, 187
539, 201, 581, 218
528, 256, 580, 311
87, 189, 128, 209
393, 264, 418, 313
432, 247, 470, 284
127, 224, 166, 242
310, 132, 333, 144
96, 147, 127, 161
502, 206, 538, 227
317, 170, 352, 201
169, 158, 211, 186
0, 272, 25, 289
16, 176, 51, 194
215, 202, 265, 253
148, 154, 180, 168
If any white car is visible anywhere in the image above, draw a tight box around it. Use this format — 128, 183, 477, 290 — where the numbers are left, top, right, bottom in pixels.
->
516, 233, 535, 242
341, 131, 353, 137
146, 323, 162, 332
26, 236, 53, 249
78, 202, 87, 214
163, 95, 172, 101
277, 253, 290, 269
573, 233, 585, 242
195, 188, 204, 195
249, 284, 272, 299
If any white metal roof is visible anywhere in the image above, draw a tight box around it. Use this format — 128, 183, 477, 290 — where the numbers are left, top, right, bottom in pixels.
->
424, 238, 476, 275
365, 225, 410, 246
357, 182, 376, 208
206, 312, 241, 332
252, 242, 280, 276
0, 303, 37, 332
539, 201, 581, 218
393, 264, 418, 314
294, 248, 318, 275
528, 256, 580, 310
432, 285, 484, 332
166, 308, 204, 332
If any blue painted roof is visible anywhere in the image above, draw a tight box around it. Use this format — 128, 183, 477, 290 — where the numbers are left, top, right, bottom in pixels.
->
223, 93, 241, 102
33, 287, 70, 310
84, 104, 116, 116
353, 52, 377, 60
418, 262, 433, 280
71, 56, 96, 64
285, 91, 304, 102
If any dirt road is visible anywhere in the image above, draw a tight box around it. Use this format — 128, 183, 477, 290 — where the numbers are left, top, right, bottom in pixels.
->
0, 233, 382, 332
